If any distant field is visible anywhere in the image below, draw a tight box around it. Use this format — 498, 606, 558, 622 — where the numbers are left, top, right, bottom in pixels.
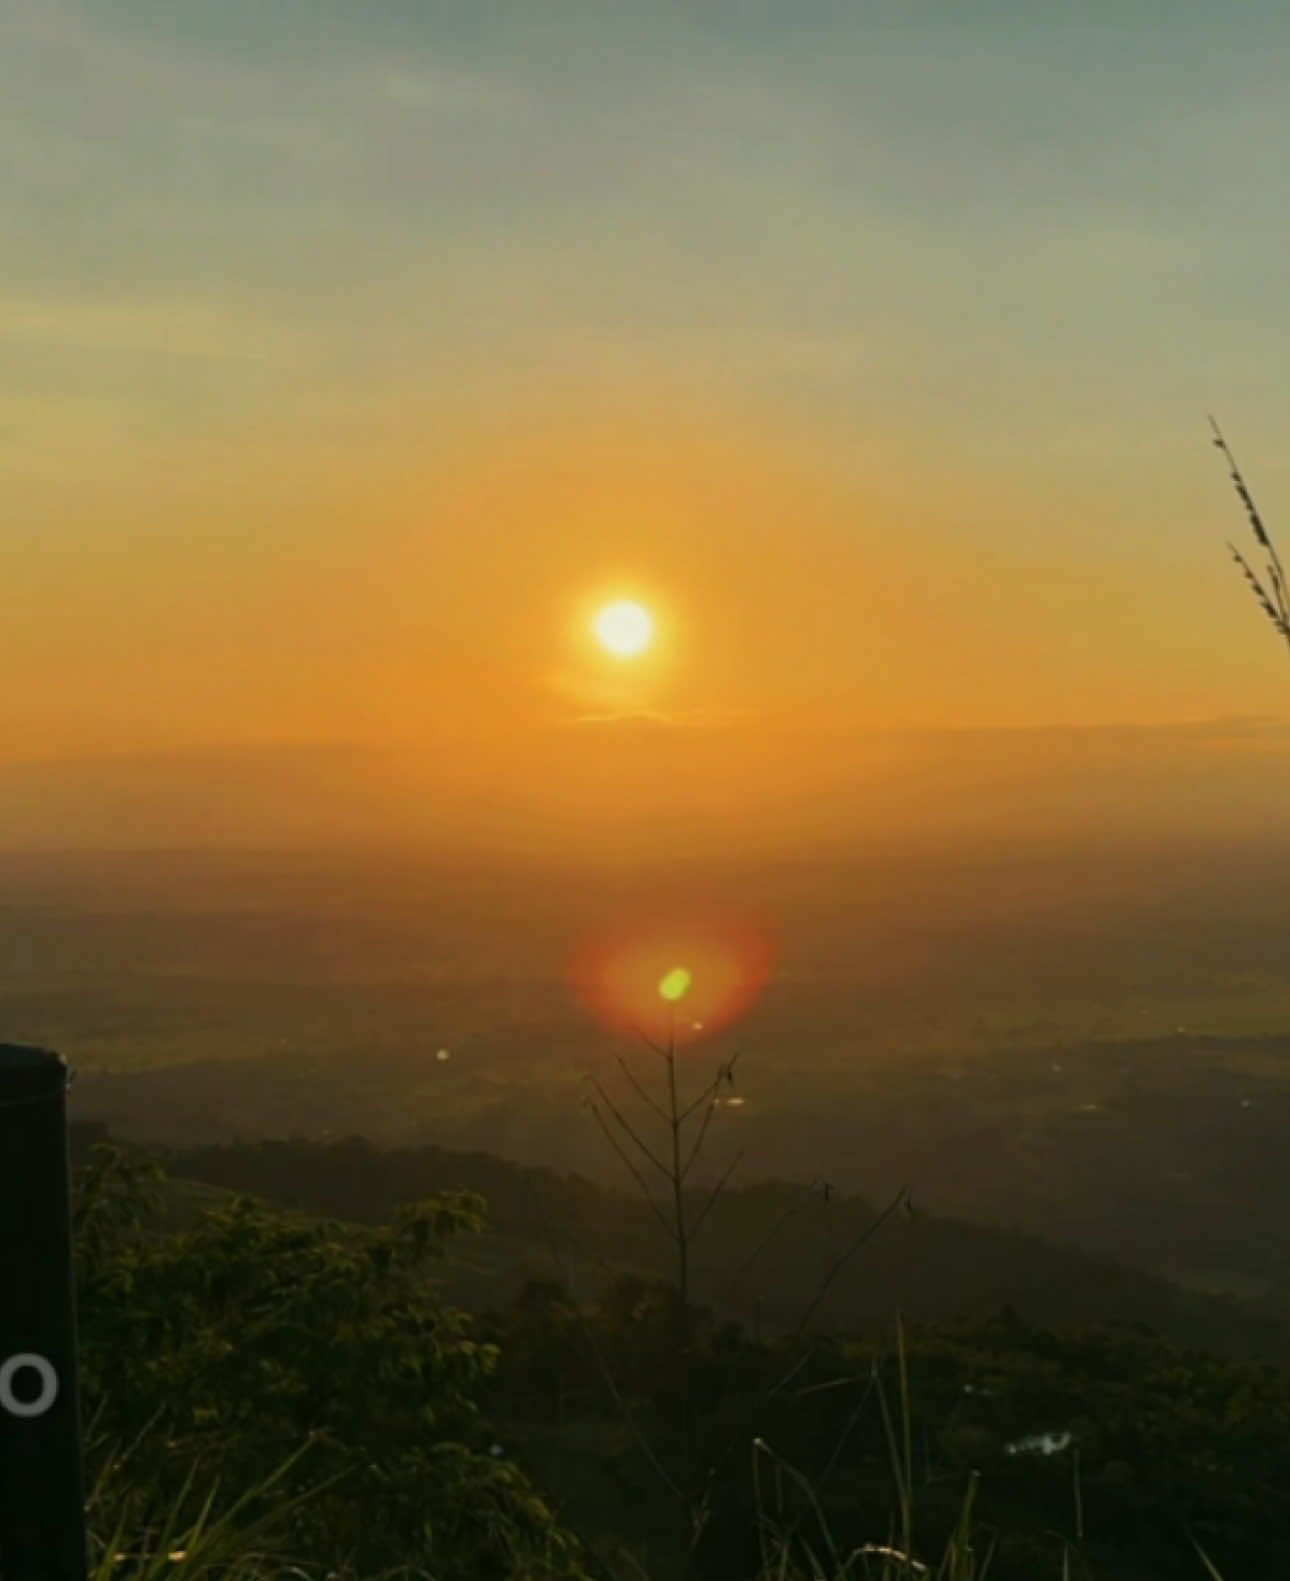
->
9, 920, 1290, 1077
7, 845, 1290, 1303
8, 839, 1290, 1077
65, 1015, 1290, 1304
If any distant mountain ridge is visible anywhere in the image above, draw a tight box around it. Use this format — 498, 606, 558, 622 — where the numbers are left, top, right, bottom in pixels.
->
93, 1128, 1289, 1367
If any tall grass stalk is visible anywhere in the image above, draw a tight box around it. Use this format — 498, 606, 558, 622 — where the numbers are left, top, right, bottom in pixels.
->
747, 1314, 1005, 1581
751, 1430, 1000, 1580
86, 1438, 337, 1581
1190, 1536, 1230, 1581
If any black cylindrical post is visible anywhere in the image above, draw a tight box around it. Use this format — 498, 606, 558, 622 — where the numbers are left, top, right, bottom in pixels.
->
0, 1044, 88, 1580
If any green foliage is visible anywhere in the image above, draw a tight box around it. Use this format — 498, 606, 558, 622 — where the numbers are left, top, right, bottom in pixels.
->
480, 1276, 1290, 1579
74, 1143, 590, 1580
69, 1138, 1290, 1579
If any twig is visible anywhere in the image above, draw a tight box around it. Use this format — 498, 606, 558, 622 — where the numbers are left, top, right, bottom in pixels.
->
583, 1076, 672, 1181
584, 1098, 675, 1240
792, 1185, 911, 1338
679, 1084, 722, 1179
679, 1052, 743, 1124
534, 1202, 689, 1507
688, 1149, 746, 1241
615, 1053, 670, 1124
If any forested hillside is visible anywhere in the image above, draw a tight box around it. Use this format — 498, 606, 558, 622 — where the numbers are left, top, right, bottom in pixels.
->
140, 1131, 1290, 1365
71, 1136, 1290, 1579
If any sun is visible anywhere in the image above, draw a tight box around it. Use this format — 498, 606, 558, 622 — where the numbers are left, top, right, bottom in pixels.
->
593, 599, 655, 658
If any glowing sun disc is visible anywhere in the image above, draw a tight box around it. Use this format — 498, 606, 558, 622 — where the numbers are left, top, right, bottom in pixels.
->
594, 600, 654, 657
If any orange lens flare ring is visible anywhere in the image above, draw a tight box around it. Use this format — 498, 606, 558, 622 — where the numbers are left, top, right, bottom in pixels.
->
570, 912, 776, 1044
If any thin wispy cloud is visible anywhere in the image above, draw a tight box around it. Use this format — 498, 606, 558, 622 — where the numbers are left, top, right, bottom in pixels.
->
565, 706, 757, 729
0, 295, 291, 362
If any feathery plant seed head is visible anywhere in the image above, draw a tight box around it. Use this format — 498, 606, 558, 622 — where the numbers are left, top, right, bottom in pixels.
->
1211, 416, 1290, 654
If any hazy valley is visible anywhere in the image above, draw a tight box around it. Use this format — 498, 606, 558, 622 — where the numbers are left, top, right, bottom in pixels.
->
8, 843, 1290, 1307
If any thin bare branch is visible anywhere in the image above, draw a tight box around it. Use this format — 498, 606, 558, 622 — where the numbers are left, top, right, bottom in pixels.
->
732, 1200, 803, 1277
631, 1022, 671, 1062
583, 1075, 672, 1180
541, 1220, 689, 1507
679, 1049, 743, 1124
680, 1087, 721, 1179
615, 1053, 669, 1123
766, 1345, 817, 1401
688, 1148, 745, 1241
678, 1080, 722, 1127
791, 1185, 911, 1338
585, 1100, 675, 1240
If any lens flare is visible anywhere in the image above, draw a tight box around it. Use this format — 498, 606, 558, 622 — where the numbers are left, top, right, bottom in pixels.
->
658, 966, 692, 1002
571, 911, 775, 1045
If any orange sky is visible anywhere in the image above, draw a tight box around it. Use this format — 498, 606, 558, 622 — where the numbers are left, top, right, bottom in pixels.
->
4, 389, 1289, 858
8, 391, 1285, 756
5, 4, 1290, 856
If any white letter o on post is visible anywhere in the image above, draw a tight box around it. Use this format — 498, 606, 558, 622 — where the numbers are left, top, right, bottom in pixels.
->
0, 1353, 59, 1418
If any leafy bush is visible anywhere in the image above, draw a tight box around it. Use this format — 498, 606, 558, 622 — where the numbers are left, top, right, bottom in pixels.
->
74, 1143, 590, 1579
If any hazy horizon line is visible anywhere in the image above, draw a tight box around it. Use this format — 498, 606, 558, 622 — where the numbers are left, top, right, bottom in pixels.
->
6, 711, 1290, 770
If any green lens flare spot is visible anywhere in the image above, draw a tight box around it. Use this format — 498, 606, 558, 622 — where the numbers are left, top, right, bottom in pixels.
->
658, 966, 693, 1003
